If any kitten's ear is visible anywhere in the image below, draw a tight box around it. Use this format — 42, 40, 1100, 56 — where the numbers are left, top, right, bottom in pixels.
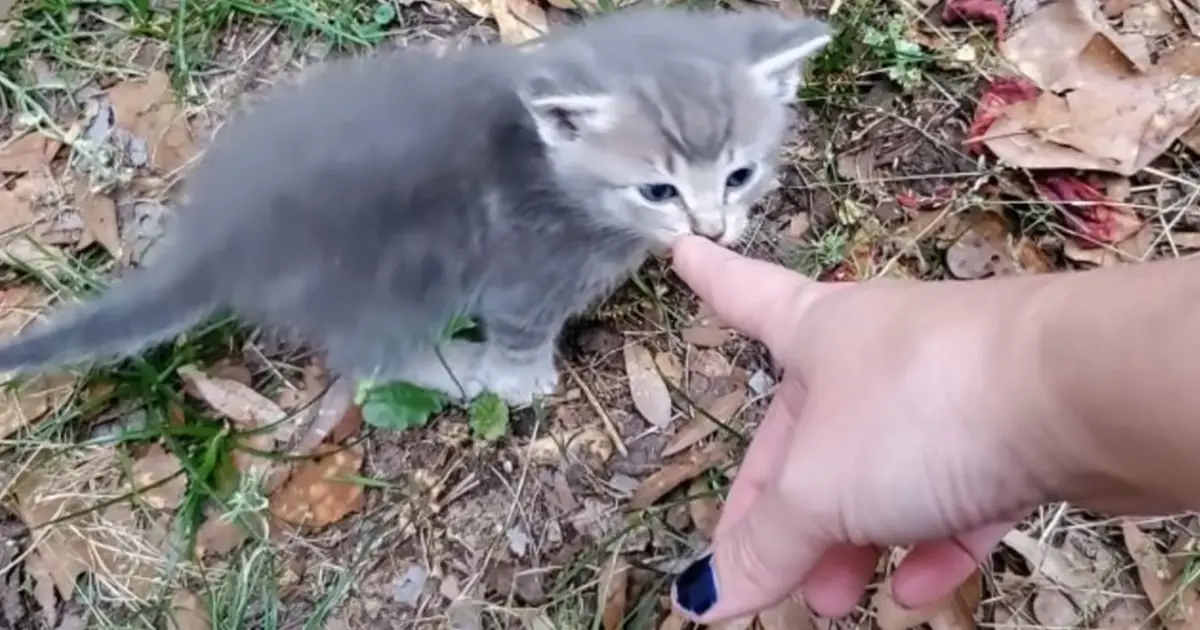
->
746, 18, 832, 104
518, 75, 616, 146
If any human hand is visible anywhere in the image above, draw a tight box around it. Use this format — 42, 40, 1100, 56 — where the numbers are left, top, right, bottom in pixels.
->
666, 236, 1077, 623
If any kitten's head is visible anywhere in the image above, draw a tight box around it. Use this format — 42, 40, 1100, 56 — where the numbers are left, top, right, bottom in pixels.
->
518, 9, 831, 249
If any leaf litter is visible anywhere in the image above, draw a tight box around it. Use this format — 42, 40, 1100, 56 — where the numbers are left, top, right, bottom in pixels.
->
624, 342, 672, 429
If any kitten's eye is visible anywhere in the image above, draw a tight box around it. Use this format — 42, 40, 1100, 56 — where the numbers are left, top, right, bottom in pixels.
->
638, 183, 679, 203
725, 165, 756, 189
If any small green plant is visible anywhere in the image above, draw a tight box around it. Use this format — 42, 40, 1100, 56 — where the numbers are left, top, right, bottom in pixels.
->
354, 314, 515, 441
862, 15, 929, 92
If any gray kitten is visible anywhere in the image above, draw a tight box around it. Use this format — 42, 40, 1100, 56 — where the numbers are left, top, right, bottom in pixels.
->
0, 7, 830, 406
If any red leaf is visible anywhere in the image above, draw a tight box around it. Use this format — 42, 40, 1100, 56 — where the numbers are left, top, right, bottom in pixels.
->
965, 77, 1040, 154
942, 0, 1009, 40
1037, 174, 1142, 245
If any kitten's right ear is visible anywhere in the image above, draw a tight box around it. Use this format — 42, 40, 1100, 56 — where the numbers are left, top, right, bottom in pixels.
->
745, 17, 833, 104
518, 75, 616, 146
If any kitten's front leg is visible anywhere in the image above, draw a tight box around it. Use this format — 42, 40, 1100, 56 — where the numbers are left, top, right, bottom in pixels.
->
472, 316, 561, 407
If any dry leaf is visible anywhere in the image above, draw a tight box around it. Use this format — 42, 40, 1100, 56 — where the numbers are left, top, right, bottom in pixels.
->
0, 286, 76, 439
687, 478, 721, 539
662, 385, 745, 458
658, 610, 688, 630
598, 556, 630, 630
945, 212, 1016, 279
269, 444, 365, 528
690, 349, 731, 379
1172, 0, 1200, 36
786, 212, 812, 242
759, 594, 818, 630
1170, 232, 1200, 249
106, 71, 197, 174
178, 364, 289, 439
528, 426, 613, 466
449, 0, 491, 16
1122, 521, 1178, 613
72, 180, 121, 258
1065, 225, 1154, 266
0, 132, 59, 173
874, 567, 982, 630
984, 0, 1200, 175
654, 352, 684, 390
128, 444, 186, 510
170, 589, 211, 630
1031, 589, 1081, 627
681, 326, 731, 348
1002, 529, 1094, 589
489, 0, 547, 44
624, 343, 672, 429
630, 440, 728, 509
1014, 237, 1055, 273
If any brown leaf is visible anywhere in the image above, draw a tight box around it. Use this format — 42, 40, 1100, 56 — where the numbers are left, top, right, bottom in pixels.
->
0, 132, 59, 173
178, 364, 289, 439
106, 71, 197, 174
1064, 225, 1154, 266
0, 286, 76, 439
1002, 529, 1094, 589
489, 0, 547, 44
1171, 231, 1200, 250
449, 0, 491, 17
1123, 521, 1175, 609
945, 212, 1016, 279
690, 349, 731, 379
759, 594, 818, 630
0, 181, 40, 236
170, 589, 211, 630
1014, 237, 1056, 273
654, 352, 684, 390
687, 478, 721, 539
598, 556, 630, 630
624, 342, 672, 429
681, 326, 732, 348
269, 444, 365, 528
128, 444, 186, 510
986, 0, 1200, 176
786, 212, 812, 242
873, 567, 981, 630
72, 179, 121, 258
1030, 589, 1081, 627
630, 441, 728, 509
662, 385, 745, 458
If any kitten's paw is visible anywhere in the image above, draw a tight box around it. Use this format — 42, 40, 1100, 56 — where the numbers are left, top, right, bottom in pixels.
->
474, 361, 559, 407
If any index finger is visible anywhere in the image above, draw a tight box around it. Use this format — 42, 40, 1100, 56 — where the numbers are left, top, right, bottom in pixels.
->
671, 236, 815, 355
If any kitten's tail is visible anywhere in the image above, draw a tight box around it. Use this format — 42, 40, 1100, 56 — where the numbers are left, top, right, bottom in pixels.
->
0, 258, 218, 373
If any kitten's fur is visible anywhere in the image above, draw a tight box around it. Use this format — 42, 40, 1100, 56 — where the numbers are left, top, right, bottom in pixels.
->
0, 7, 830, 405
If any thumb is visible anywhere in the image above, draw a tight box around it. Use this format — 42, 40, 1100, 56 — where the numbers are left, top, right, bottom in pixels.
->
670, 474, 827, 623
670, 236, 820, 355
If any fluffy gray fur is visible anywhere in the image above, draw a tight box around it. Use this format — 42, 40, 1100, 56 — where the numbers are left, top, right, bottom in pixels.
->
0, 7, 830, 406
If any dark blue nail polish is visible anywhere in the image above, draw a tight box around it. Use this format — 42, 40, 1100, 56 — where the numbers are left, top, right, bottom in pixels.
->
672, 552, 718, 616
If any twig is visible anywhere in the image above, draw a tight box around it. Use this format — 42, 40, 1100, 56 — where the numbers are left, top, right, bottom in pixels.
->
564, 363, 629, 457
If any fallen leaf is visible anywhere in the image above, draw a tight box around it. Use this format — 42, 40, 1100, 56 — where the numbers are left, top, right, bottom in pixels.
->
106, 71, 197, 174
0, 286, 76, 439
178, 364, 289, 440
0, 132, 59, 173
786, 212, 812, 242
269, 444, 366, 528
759, 594, 818, 630
449, 0, 491, 16
874, 567, 982, 630
658, 610, 688, 630
489, 0, 547, 45
624, 343, 672, 429
689, 349, 731, 379
598, 556, 630, 630
681, 326, 731, 348
1002, 529, 1094, 589
1123, 0, 1177, 35
1172, 0, 1200, 36
72, 179, 121, 259
170, 589, 211, 630
1122, 521, 1180, 614
687, 478, 721, 539
630, 441, 728, 509
1064, 224, 1154, 266
942, 0, 1009, 40
654, 352, 684, 390
981, 0, 1200, 176
128, 444, 186, 510
662, 385, 745, 458
1039, 175, 1143, 245
945, 211, 1016, 279
1031, 589, 1082, 627
1170, 232, 1200, 249
1014, 237, 1056, 273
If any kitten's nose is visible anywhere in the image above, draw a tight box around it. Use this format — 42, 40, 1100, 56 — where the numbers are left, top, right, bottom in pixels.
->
691, 218, 725, 241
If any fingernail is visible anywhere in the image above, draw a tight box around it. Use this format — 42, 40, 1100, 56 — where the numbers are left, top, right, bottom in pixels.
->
672, 552, 718, 617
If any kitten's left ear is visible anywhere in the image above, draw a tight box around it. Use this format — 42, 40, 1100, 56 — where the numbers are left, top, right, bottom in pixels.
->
518, 74, 617, 147
746, 18, 832, 104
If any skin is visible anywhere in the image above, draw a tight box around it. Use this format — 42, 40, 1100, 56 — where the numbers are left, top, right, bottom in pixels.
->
666, 234, 1200, 623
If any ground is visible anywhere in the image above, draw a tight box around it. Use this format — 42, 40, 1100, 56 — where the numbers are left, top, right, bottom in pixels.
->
0, 0, 1198, 628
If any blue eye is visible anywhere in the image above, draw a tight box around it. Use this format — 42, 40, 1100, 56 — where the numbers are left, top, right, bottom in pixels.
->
638, 183, 679, 203
725, 166, 755, 189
